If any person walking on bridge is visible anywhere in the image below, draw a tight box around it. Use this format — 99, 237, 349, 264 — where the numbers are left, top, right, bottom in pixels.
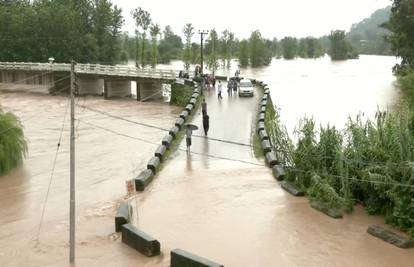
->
186, 127, 193, 153
201, 98, 207, 116
217, 81, 223, 100
202, 114, 209, 136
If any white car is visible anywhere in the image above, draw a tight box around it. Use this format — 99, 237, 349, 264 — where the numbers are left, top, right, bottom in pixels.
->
238, 79, 254, 97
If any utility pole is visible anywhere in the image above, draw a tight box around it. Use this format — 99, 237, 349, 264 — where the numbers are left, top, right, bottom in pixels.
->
198, 30, 209, 75
69, 60, 76, 263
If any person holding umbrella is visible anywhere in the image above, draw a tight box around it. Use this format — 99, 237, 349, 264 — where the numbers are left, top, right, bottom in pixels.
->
202, 114, 209, 136
185, 123, 198, 153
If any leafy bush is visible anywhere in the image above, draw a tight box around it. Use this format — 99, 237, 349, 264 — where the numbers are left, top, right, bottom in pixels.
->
0, 107, 27, 176
170, 83, 193, 107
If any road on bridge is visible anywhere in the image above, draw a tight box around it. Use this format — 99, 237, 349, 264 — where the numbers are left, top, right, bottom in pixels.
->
132, 83, 413, 267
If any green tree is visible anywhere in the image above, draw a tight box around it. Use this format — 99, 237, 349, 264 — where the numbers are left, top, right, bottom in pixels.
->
249, 30, 272, 66
281, 37, 298, 59
238, 40, 249, 67
220, 30, 235, 68
329, 30, 358, 60
0, 107, 27, 176
387, 0, 414, 72
131, 7, 151, 67
206, 29, 220, 75
149, 23, 160, 67
182, 23, 194, 71
158, 25, 183, 63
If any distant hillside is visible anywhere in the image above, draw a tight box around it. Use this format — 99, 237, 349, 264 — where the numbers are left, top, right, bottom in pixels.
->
347, 6, 392, 55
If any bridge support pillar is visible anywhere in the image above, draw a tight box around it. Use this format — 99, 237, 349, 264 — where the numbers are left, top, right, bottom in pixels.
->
0, 70, 54, 93
77, 76, 103, 96
136, 81, 163, 102
104, 80, 131, 99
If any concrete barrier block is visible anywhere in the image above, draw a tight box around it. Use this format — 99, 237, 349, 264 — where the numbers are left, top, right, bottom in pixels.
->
169, 126, 180, 138
262, 95, 268, 102
280, 181, 304, 196
134, 169, 154, 191
122, 224, 160, 257
260, 106, 266, 114
263, 83, 268, 87
162, 134, 173, 148
192, 93, 199, 99
258, 81, 263, 86
265, 151, 278, 167
257, 121, 265, 133
155, 145, 167, 161
175, 118, 185, 130
264, 89, 270, 95
171, 249, 223, 267
180, 110, 189, 121
258, 113, 265, 122
259, 129, 269, 141
310, 200, 343, 219
272, 165, 285, 181
147, 156, 160, 174
261, 100, 267, 107
261, 140, 272, 154
189, 97, 197, 107
115, 202, 131, 232
367, 225, 414, 249
185, 104, 193, 113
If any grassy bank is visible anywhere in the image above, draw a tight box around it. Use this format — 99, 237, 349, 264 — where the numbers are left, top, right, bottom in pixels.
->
266, 99, 414, 237
170, 83, 193, 107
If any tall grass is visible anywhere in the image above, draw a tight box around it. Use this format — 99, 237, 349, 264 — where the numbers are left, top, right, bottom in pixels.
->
0, 107, 27, 176
267, 103, 414, 237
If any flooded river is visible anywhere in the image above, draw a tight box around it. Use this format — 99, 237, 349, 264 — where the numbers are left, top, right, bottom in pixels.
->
1, 56, 413, 266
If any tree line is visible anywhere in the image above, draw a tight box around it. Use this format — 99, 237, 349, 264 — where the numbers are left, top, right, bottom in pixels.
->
0, 1, 395, 69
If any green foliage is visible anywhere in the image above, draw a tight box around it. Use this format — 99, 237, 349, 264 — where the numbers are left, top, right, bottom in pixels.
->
131, 7, 151, 67
170, 83, 193, 107
387, 0, 414, 71
183, 23, 194, 71
206, 29, 220, 74
149, 23, 160, 68
158, 25, 183, 63
281, 37, 298, 60
329, 30, 359, 60
348, 6, 392, 55
0, 107, 27, 176
0, 0, 124, 64
238, 40, 249, 67
266, 103, 414, 237
249, 30, 272, 67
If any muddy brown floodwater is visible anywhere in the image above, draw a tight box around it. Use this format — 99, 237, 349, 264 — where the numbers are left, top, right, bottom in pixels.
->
1, 83, 413, 267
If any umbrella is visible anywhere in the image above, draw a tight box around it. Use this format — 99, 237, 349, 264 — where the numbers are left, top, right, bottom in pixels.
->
185, 124, 198, 130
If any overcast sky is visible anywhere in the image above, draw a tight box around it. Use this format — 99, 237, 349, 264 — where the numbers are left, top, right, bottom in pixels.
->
113, 0, 391, 39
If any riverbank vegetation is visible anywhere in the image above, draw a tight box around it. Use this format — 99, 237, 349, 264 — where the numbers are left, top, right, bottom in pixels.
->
0, 107, 27, 176
0, 2, 393, 68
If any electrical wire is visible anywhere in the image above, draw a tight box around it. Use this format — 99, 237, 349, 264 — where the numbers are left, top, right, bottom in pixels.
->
35, 96, 70, 242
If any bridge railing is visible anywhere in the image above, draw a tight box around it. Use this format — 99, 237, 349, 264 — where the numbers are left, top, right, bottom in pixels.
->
0, 62, 177, 80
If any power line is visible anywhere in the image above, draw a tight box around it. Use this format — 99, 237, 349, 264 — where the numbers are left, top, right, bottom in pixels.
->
35, 96, 70, 242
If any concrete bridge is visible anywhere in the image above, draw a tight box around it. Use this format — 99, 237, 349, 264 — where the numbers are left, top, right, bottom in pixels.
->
0, 62, 178, 101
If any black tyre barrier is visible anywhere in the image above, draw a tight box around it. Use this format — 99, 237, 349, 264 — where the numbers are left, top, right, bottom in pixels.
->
310, 200, 343, 219
147, 156, 160, 174
171, 249, 224, 267
367, 225, 414, 249
258, 113, 265, 122
162, 134, 173, 148
122, 224, 161, 257
180, 110, 189, 121
265, 151, 278, 167
280, 181, 304, 196
155, 145, 167, 161
115, 202, 131, 232
261, 100, 267, 107
272, 165, 285, 181
134, 169, 154, 191
175, 118, 185, 130
259, 129, 269, 141
189, 97, 197, 107
257, 121, 265, 133
185, 104, 193, 113
261, 140, 272, 154
260, 106, 266, 114
169, 126, 180, 138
